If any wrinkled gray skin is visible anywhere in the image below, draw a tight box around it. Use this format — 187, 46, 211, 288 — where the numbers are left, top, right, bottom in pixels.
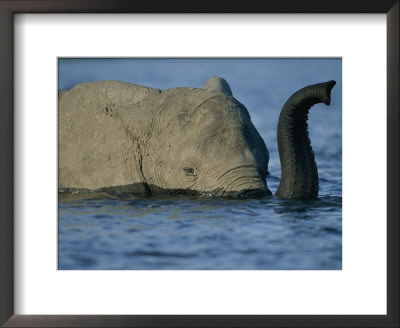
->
275, 80, 336, 199
203, 76, 233, 96
59, 76, 335, 199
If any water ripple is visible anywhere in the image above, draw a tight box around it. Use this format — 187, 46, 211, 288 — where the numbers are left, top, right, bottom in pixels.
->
59, 191, 342, 270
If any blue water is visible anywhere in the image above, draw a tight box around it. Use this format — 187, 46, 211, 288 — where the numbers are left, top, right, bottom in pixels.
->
58, 58, 342, 270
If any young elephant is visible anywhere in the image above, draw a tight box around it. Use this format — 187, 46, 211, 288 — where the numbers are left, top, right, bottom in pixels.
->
58, 77, 335, 199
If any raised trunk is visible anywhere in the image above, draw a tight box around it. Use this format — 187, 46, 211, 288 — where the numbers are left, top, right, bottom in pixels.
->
275, 80, 336, 199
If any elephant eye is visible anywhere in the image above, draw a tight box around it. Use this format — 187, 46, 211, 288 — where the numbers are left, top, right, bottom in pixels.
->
183, 167, 196, 176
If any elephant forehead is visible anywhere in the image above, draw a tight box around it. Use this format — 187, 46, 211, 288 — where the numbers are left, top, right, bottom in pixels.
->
191, 97, 249, 128
158, 88, 250, 128
198, 126, 266, 156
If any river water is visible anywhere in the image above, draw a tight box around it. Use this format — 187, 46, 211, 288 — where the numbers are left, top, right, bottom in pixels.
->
58, 58, 342, 270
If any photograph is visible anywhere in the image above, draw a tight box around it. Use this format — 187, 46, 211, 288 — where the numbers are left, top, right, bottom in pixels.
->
58, 58, 342, 270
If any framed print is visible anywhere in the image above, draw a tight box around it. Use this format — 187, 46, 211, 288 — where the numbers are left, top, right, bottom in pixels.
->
0, 1, 398, 327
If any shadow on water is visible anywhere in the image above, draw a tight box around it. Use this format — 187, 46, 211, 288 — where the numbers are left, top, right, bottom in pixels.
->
272, 197, 342, 216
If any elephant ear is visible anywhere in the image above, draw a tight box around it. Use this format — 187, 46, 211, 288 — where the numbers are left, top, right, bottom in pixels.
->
203, 76, 233, 96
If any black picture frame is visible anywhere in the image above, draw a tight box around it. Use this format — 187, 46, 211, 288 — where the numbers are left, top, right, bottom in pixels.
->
0, 1, 398, 327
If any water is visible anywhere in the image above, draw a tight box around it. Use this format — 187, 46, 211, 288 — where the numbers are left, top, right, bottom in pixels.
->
59, 194, 341, 270
58, 58, 342, 270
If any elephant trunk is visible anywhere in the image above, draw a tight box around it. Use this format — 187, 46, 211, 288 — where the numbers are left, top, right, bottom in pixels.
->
275, 80, 336, 199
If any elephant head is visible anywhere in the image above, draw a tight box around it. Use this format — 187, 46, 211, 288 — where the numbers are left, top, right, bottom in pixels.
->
135, 79, 272, 198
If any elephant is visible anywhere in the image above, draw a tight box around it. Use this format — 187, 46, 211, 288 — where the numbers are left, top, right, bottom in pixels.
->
58, 76, 335, 199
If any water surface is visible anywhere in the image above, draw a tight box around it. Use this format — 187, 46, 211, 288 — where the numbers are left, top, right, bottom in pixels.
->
59, 193, 342, 270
